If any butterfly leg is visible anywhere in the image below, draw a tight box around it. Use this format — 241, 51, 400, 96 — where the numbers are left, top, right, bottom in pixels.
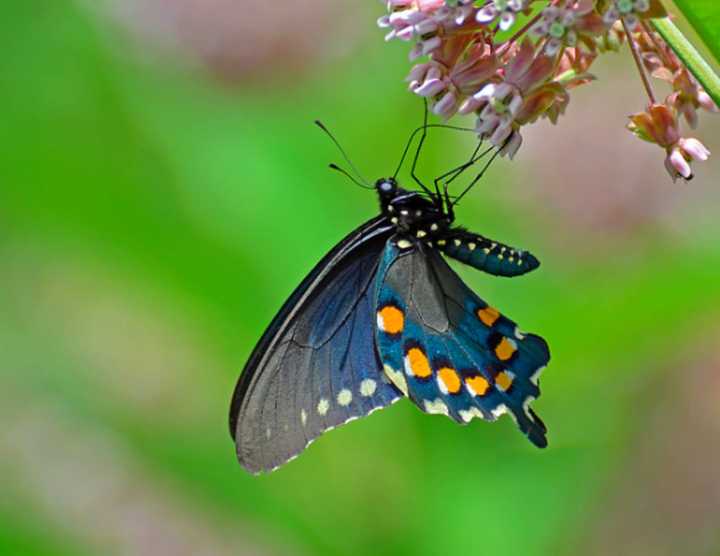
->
451, 147, 502, 207
433, 142, 493, 220
410, 99, 442, 202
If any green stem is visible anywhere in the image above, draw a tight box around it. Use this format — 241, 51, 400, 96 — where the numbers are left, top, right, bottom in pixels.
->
651, 17, 720, 108
671, 0, 720, 65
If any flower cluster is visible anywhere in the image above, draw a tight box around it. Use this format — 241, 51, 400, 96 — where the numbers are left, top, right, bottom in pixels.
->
379, 0, 716, 180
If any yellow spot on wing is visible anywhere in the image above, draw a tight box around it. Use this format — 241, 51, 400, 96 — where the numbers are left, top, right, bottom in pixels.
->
495, 337, 517, 361
377, 305, 404, 334
405, 347, 432, 378
465, 374, 490, 397
477, 306, 500, 327
495, 371, 513, 392
438, 367, 461, 394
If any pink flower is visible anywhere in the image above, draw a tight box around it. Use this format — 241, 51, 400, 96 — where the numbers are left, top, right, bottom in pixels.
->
602, 0, 666, 32
407, 37, 499, 119
379, 0, 716, 182
666, 69, 719, 128
532, 1, 604, 56
476, 0, 527, 32
665, 138, 711, 182
627, 103, 680, 147
628, 104, 711, 182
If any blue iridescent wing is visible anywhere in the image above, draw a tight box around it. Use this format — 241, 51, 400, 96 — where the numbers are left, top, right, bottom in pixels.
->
374, 239, 549, 447
229, 216, 403, 474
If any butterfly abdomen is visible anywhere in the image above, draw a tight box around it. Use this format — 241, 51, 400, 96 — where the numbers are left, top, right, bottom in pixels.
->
439, 230, 539, 277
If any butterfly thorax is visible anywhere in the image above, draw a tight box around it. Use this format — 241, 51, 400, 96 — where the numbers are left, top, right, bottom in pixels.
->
375, 178, 451, 241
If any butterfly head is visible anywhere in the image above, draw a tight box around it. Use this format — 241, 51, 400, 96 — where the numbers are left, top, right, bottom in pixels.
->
375, 177, 449, 235
375, 178, 398, 199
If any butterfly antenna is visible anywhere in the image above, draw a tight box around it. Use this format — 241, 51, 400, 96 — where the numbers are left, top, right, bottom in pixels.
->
315, 120, 370, 187
328, 163, 373, 190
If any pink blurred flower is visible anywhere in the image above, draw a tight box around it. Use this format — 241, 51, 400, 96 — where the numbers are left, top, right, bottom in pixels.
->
379, 0, 715, 180
665, 138, 711, 182
666, 69, 719, 128
628, 104, 711, 181
476, 0, 528, 32
532, 0, 603, 56
602, 0, 667, 32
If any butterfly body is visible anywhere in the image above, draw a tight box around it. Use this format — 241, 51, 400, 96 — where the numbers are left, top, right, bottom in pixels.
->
230, 177, 549, 474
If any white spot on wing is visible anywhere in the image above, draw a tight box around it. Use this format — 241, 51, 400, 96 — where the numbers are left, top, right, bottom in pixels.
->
397, 239, 412, 250
376, 312, 385, 331
459, 407, 484, 423
522, 396, 536, 418
423, 398, 449, 415
317, 398, 329, 416
436, 375, 449, 395
301, 409, 307, 426
337, 389, 352, 406
360, 378, 377, 397
491, 404, 508, 418
514, 326, 526, 340
383, 364, 408, 396
530, 365, 546, 386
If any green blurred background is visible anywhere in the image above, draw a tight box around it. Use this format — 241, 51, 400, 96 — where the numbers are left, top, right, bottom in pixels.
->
2, 1, 719, 555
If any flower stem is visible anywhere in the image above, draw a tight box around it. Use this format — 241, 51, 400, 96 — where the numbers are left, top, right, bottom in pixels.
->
622, 18, 656, 104
670, 0, 720, 65
651, 17, 720, 108
503, 12, 543, 46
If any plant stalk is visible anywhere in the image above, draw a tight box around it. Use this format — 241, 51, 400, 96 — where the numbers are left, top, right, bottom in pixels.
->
651, 17, 720, 108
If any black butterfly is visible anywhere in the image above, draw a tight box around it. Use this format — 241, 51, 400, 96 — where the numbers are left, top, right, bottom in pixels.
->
229, 122, 550, 474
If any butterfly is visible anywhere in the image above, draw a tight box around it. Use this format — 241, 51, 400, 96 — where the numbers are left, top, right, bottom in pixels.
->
229, 123, 550, 474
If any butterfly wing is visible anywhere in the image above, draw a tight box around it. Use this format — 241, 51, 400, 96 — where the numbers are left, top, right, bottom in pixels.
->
229, 216, 403, 474
374, 239, 549, 447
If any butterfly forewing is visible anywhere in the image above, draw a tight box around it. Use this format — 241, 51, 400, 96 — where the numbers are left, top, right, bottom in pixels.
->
230, 217, 402, 474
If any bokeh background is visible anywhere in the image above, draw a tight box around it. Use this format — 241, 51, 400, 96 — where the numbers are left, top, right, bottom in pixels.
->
2, 1, 720, 555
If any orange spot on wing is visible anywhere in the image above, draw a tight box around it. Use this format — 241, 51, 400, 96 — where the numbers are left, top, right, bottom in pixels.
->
495, 371, 513, 392
438, 367, 461, 394
405, 347, 432, 378
495, 337, 517, 361
477, 306, 500, 327
465, 374, 490, 397
378, 305, 404, 334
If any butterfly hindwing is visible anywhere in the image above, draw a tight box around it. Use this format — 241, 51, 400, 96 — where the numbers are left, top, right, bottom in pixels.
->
374, 239, 549, 447
229, 217, 403, 474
